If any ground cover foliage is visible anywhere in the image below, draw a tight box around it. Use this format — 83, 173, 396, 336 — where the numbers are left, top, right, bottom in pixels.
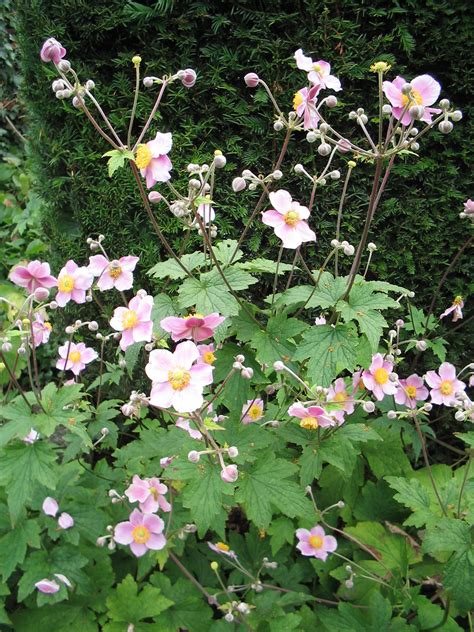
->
0, 3, 473, 631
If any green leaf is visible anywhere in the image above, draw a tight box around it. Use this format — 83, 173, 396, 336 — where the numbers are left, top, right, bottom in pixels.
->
443, 550, 474, 611
250, 314, 308, 365
423, 518, 471, 556
267, 517, 295, 555
0, 395, 34, 446
364, 426, 412, 478
299, 446, 323, 486
319, 592, 394, 631
295, 324, 358, 386
385, 476, 434, 527
213, 239, 243, 264
11, 605, 98, 632
102, 149, 135, 177
0, 519, 41, 581
106, 574, 173, 624
148, 251, 205, 280
237, 257, 296, 274
235, 456, 312, 528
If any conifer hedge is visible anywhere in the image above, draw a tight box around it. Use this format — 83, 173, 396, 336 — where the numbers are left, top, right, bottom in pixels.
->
14, 0, 473, 307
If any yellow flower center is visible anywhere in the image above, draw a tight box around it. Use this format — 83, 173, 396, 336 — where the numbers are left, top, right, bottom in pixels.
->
308, 535, 323, 549
293, 91, 304, 110
58, 274, 74, 293
402, 89, 423, 107
68, 350, 81, 363
440, 380, 453, 396
185, 313, 204, 319
132, 525, 150, 544
135, 144, 152, 169
216, 542, 230, 552
122, 309, 138, 330
333, 390, 348, 403
168, 368, 191, 391
300, 416, 319, 430
149, 486, 158, 499
374, 368, 389, 385
370, 61, 391, 73
406, 385, 417, 398
312, 63, 322, 73
454, 295, 463, 305
45, 322, 52, 331
284, 210, 300, 226
108, 263, 123, 280
247, 404, 263, 421
203, 351, 216, 365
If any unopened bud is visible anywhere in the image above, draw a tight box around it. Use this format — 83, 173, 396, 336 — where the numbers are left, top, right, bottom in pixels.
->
382, 104, 392, 115
272, 169, 283, 180
58, 60, 71, 73
143, 76, 154, 88
416, 340, 427, 351
244, 72, 259, 88
326, 95, 338, 108
363, 401, 375, 413
306, 131, 318, 143
228, 446, 239, 458
387, 410, 397, 420
34, 287, 50, 301
439, 98, 450, 110
188, 450, 200, 463
214, 154, 226, 168
438, 120, 453, 134
241, 367, 253, 379
273, 120, 284, 131
273, 361, 284, 372
450, 110, 462, 122
232, 177, 246, 192
317, 143, 332, 156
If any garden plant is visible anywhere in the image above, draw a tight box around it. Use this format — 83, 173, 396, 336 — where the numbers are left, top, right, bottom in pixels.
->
0, 34, 473, 630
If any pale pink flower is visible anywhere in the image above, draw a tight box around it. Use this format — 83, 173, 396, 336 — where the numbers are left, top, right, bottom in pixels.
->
197, 343, 217, 366
196, 203, 215, 226
244, 72, 259, 88
88, 255, 139, 291
382, 75, 441, 125
395, 374, 429, 409
40, 38, 66, 64
296, 525, 337, 560
31, 313, 52, 348
425, 363, 466, 406
176, 417, 203, 440
56, 260, 93, 307
58, 512, 74, 529
241, 398, 264, 424
23, 428, 39, 444
42, 497, 59, 517
352, 370, 364, 393
262, 190, 316, 249
35, 579, 60, 594
135, 132, 173, 188
463, 199, 474, 215
362, 353, 398, 401
114, 509, 166, 557
288, 402, 334, 429
181, 68, 196, 88
327, 378, 355, 424
10, 260, 56, 293
124, 475, 171, 513
54, 574, 72, 588
314, 315, 326, 325
146, 340, 213, 413
220, 464, 238, 483
440, 296, 464, 322
110, 293, 154, 351
208, 541, 237, 558
56, 341, 97, 375
160, 313, 225, 343
160, 456, 175, 468
293, 86, 321, 129
470, 375, 474, 388
294, 49, 341, 91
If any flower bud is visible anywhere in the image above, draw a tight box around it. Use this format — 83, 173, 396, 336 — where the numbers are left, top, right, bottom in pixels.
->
148, 191, 162, 203
244, 72, 259, 88
294, 163, 305, 174
65, 326, 75, 335
272, 169, 283, 180
410, 105, 425, 120
455, 410, 465, 421
396, 319, 404, 328
317, 143, 331, 156
101, 427, 109, 436
363, 401, 375, 413
411, 142, 420, 151
72, 96, 83, 109
358, 114, 369, 125
241, 367, 253, 379
40, 37, 66, 64
188, 450, 200, 463
232, 177, 246, 192
343, 244, 355, 256
214, 154, 226, 168
273, 361, 284, 372
224, 613, 234, 623
143, 76, 154, 88
319, 123, 330, 134
306, 131, 318, 143
181, 68, 197, 88
85, 79, 95, 90
221, 464, 238, 483
52, 79, 65, 92
438, 120, 453, 134
144, 343, 154, 352
34, 287, 50, 301
416, 340, 427, 351
228, 446, 239, 458
387, 410, 397, 419
132, 55, 142, 66
439, 98, 450, 110
326, 95, 338, 108
450, 110, 462, 122
367, 242, 377, 252
2, 342, 12, 353
330, 239, 339, 248
265, 384, 276, 395
386, 354, 394, 362
235, 354, 245, 363
345, 579, 354, 589
382, 104, 392, 115
348, 110, 357, 120
337, 138, 351, 153
232, 361, 243, 370
424, 402, 433, 412
330, 170, 341, 180
96, 536, 108, 547
273, 120, 284, 131
58, 60, 71, 73
88, 321, 99, 331
401, 83, 412, 95
237, 602, 250, 614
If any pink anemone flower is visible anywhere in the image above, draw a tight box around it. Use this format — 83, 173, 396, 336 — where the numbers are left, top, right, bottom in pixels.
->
395, 374, 429, 409
10, 260, 56, 294
241, 398, 264, 424
296, 525, 337, 561
23, 428, 40, 444
56, 260, 93, 307
160, 313, 225, 343
362, 353, 398, 401
196, 203, 215, 226
58, 512, 74, 529
110, 293, 154, 351
425, 362, 466, 406
124, 475, 171, 513
327, 377, 355, 424
35, 579, 60, 594
197, 343, 217, 366
135, 132, 173, 188
262, 190, 316, 249
40, 38, 66, 64
382, 75, 441, 125
88, 255, 139, 291
42, 497, 59, 517
114, 509, 166, 557
31, 313, 52, 348
293, 86, 321, 129
440, 296, 464, 322
288, 402, 335, 430
208, 541, 237, 558
294, 49, 341, 91
56, 341, 98, 375
146, 340, 214, 413
463, 199, 474, 216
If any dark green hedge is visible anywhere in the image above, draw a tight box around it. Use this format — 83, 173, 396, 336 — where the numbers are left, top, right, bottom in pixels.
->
14, 0, 473, 311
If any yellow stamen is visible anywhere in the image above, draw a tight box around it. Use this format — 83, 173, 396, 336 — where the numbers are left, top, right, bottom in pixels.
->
168, 368, 191, 391
312, 63, 322, 73
58, 274, 74, 293
284, 210, 300, 226
45, 322, 52, 331
374, 368, 389, 385
185, 313, 204, 319
293, 91, 304, 110
308, 535, 323, 549
122, 309, 138, 330
247, 404, 263, 421
333, 390, 348, 403
402, 89, 423, 107
453, 295, 463, 305
203, 351, 216, 365
370, 61, 391, 74
406, 385, 417, 398
132, 525, 150, 544
300, 416, 319, 430
216, 542, 230, 552
69, 351, 81, 363
135, 144, 152, 169
108, 263, 123, 280
440, 380, 453, 396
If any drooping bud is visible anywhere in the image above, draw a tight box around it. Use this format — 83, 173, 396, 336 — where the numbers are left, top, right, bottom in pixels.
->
244, 73, 259, 88
34, 287, 50, 301
40, 38, 66, 64
181, 68, 197, 88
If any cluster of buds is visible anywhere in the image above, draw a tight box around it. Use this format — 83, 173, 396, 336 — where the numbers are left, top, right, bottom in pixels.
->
330, 239, 355, 255
437, 99, 462, 134
64, 319, 98, 335
121, 391, 149, 418
344, 564, 356, 589
294, 161, 340, 186
143, 68, 197, 90
221, 600, 253, 622
232, 168, 283, 193
176, 523, 198, 540
96, 525, 116, 550
232, 354, 253, 380
348, 107, 369, 126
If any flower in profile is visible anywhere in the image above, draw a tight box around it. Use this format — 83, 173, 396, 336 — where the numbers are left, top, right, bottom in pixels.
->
220, 464, 238, 483
463, 199, 474, 216
196, 203, 215, 226
288, 402, 334, 429
23, 428, 39, 444
197, 343, 217, 366
56, 341, 98, 375
42, 497, 59, 517
294, 49, 342, 91
110, 293, 154, 351
124, 475, 171, 513
40, 38, 66, 64
56, 260, 93, 307
135, 132, 173, 188
35, 579, 60, 594
146, 340, 213, 413
262, 190, 316, 249
180, 68, 196, 88
395, 374, 429, 409
362, 353, 397, 401
327, 378, 355, 424
296, 525, 337, 561
114, 509, 166, 557
176, 417, 203, 440
425, 362, 466, 406
241, 398, 264, 424
58, 512, 74, 529
293, 86, 321, 129
382, 75, 441, 125
88, 255, 139, 292
31, 313, 52, 348
314, 315, 326, 325
9, 260, 56, 294
208, 541, 237, 558
160, 313, 225, 343
244, 72, 259, 88
440, 296, 464, 322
